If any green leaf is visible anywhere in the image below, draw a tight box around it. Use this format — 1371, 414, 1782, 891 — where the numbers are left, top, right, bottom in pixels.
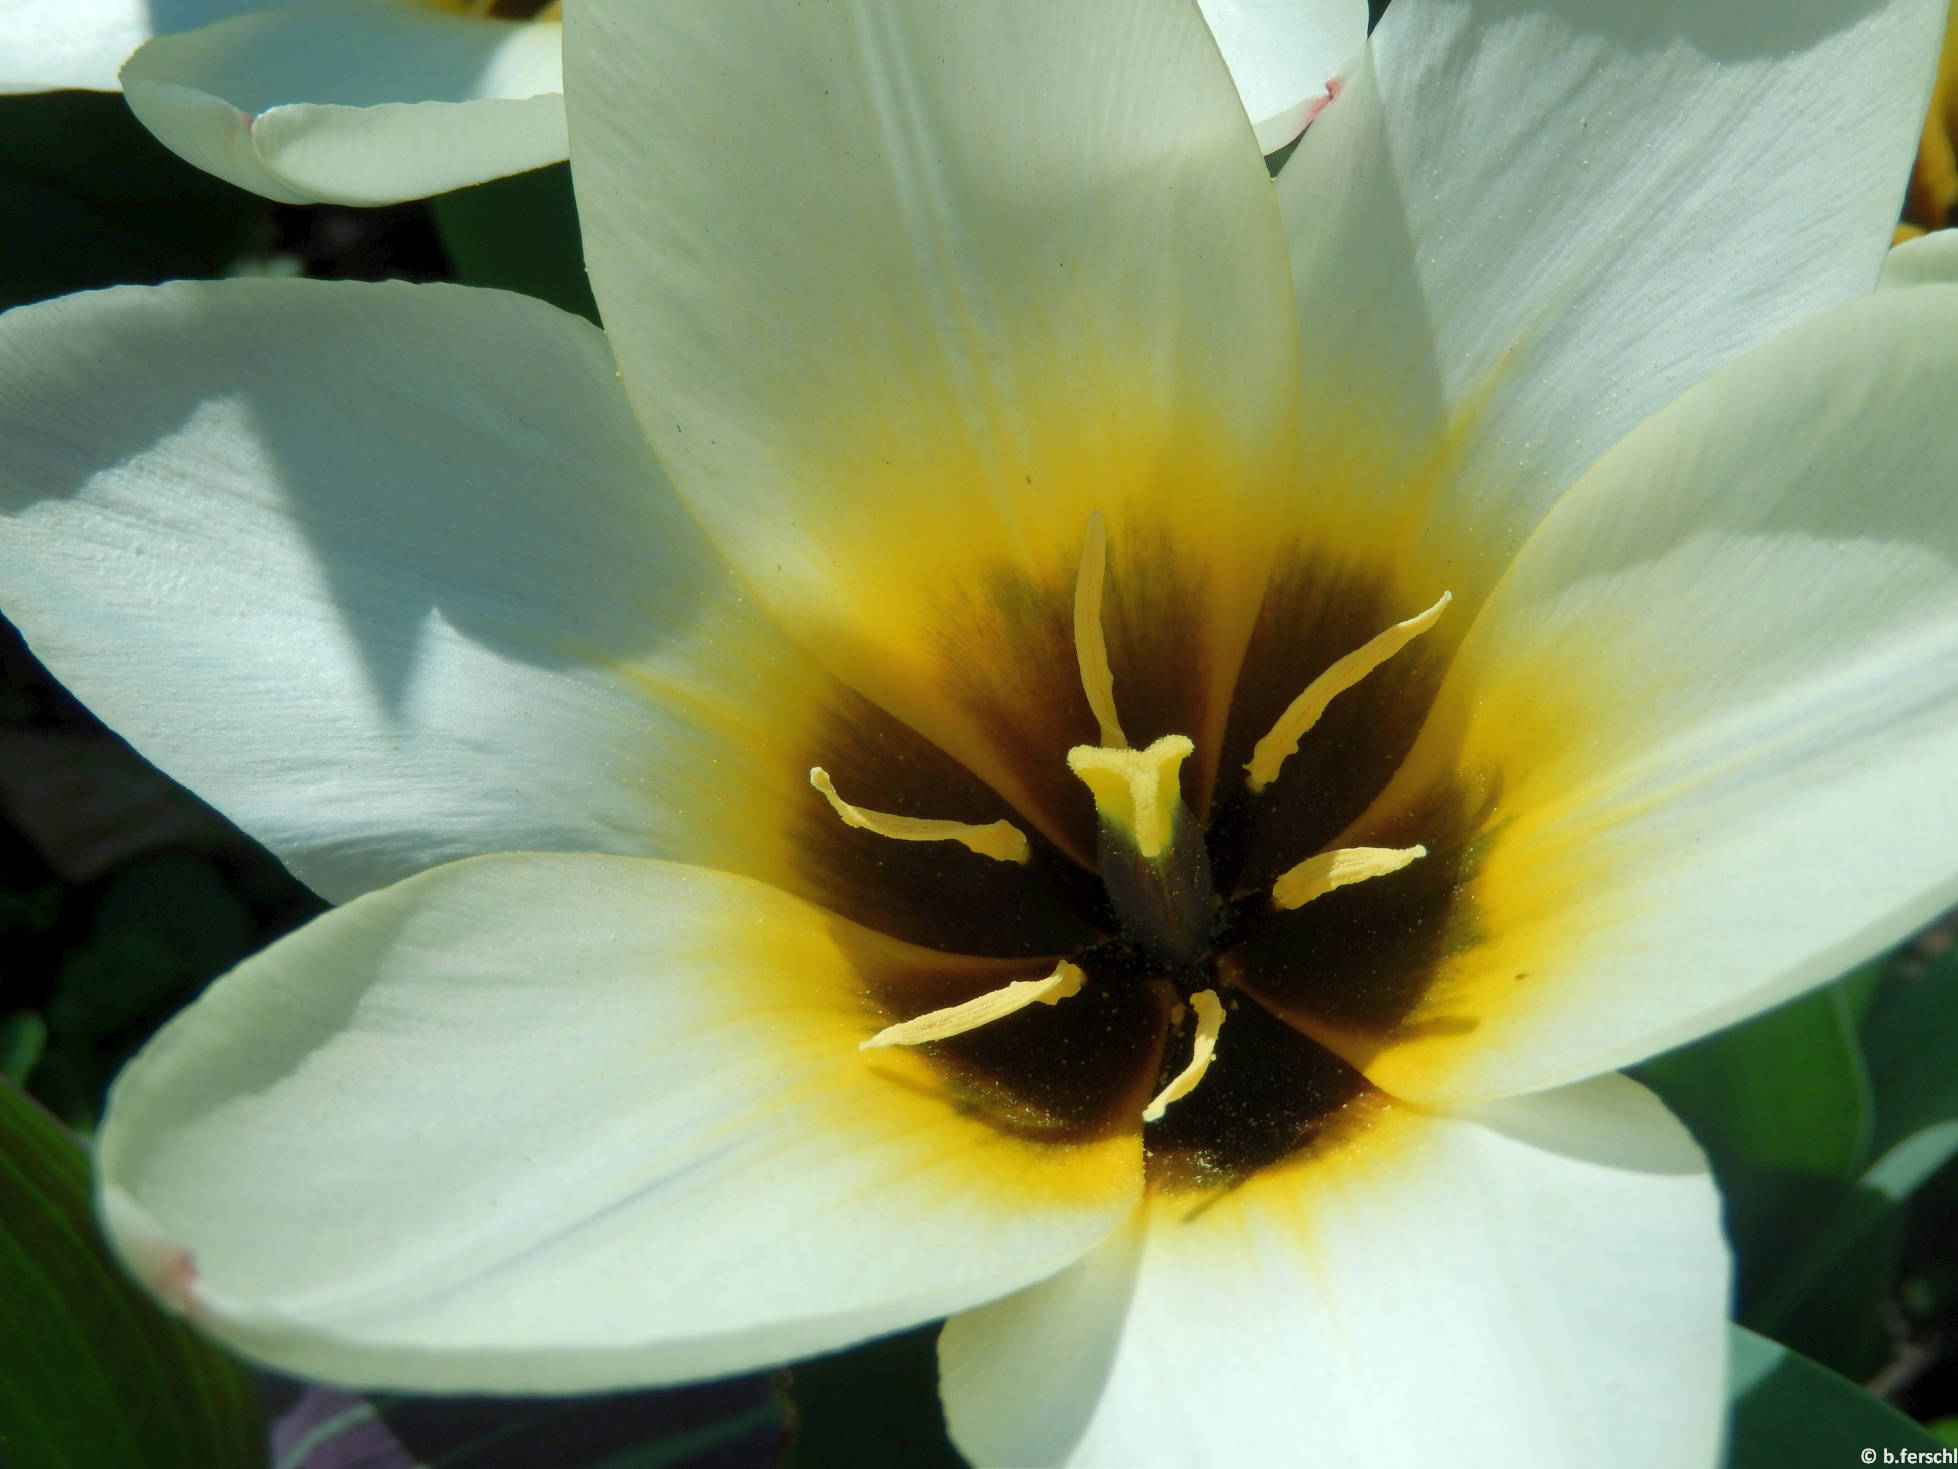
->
1863, 946, 1958, 1157
1638, 979, 1873, 1183
1727, 1325, 1942, 1466
787, 1326, 962, 1469
0, 1010, 46, 1085
429, 164, 600, 324
0, 92, 262, 312
0, 1079, 264, 1469
1637, 977, 1898, 1376
48, 854, 257, 1041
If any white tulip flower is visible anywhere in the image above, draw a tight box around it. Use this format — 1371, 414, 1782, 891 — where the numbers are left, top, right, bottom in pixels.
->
0, 1, 1951, 1465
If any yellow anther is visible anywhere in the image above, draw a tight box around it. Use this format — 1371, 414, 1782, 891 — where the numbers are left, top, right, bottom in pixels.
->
860, 961, 1087, 1050
1073, 510, 1128, 750
1246, 591, 1452, 793
1272, 845, 1427, 911
1067, 734, 1195, 861
1142, 988, 1226, 1122
809, 768, 1031, 864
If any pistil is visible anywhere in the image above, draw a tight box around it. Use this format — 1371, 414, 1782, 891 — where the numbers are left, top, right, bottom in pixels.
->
1068, 736, 1215, 965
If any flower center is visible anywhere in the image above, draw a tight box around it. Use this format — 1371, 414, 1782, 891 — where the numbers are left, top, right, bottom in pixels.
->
812, 515, 1449, 1142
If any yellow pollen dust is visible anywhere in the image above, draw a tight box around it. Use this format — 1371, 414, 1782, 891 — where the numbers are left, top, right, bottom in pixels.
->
860, 960, 1086, 1050
1142, 988, 1226, 1123
1066, 735, 1195, 861
1273, 844, 1427, 911
808, 768, 1031, 864
1245, 591, 1453, 794
1073, 510, 1128, 750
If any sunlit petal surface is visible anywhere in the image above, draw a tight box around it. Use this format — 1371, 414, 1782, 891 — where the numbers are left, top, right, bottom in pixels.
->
97, 854, 1147, 1392
942, 1077, 1724, 1468
0, 0, 1934, 1449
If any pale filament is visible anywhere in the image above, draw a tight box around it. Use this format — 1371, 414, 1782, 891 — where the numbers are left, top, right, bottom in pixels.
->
1273, 844, 1427, 911
860, 961, 1087, 1050
1142, 988, 1226, 1122
809, 768, 1030, 864
1245, 591, 1452, 793
1073, 510, 1128, 750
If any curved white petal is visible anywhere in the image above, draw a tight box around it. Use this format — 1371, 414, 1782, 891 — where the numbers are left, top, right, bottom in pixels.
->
1197, 0, 1368, 151
0, 0, 277, 92
1279, 0, 1944, 587
0, 278, 824, 903
567, 0, 1303, 842
121, 4, 564, 205
98, 854, 1142, 1392
942, 1076, 1726, 1469
1881, 227, 1958, 287
1335, 285, 1958, 1103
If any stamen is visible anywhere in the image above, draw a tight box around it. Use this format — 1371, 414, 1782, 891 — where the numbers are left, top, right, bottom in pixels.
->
1272, 844, 1427, 911
809, 768, 1032, 864
1142, 988, 1226, 1122
859, 960, 1087, 1050
1245, 591, 1452, 793
1073, 511, 1128, 750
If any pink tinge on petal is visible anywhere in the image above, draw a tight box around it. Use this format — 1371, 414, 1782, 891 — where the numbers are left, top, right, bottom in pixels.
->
1300, 74, 1345, 129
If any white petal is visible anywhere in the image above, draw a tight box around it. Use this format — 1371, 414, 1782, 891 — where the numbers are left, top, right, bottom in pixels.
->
1279, 0, 1944, 587
98, 854, 1143, 1392
942, 1076, 1726, 1469
0, 0, 277, 92
1335, 285, 1958, 1103
1880, 228, 1958, 288
121, 3, 563, 205
1196, 0, 1368, 151
0, 278, 810, 903
567, 0, 1303, 840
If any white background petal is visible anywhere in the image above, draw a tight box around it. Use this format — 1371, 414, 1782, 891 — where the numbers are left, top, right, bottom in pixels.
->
0, 278, 806, 903
1881, 228, 1958, 287
1351, 285, 1958, 1102
1197, 0, 1368, 151
942, 1076, 1726, 1468
121, 3, 564, 204
99, 855, 1140, 1391
0, 0, 280, 92
1278, 0, 1943, 589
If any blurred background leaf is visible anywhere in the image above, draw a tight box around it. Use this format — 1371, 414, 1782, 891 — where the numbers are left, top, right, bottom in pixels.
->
1639, 931, 1958, 1399
785, 1325, 961, 1469
1727, 1324, 1942, 1466
266, 1375, 792, 1469
0, 1078, 265, 1469
430, 163, 600, 325
0, 91, 261, 312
